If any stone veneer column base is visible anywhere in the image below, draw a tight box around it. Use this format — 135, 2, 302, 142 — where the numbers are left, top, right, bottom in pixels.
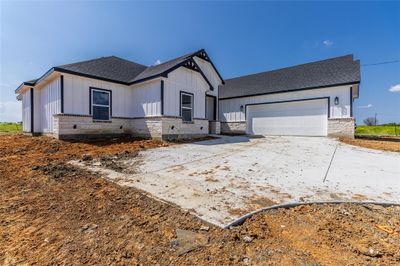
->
328, 118, 355, 138
220, 121, 246, 135
209, 121, 221, 135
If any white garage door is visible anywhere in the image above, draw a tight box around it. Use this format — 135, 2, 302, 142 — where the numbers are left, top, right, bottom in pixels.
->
246, 98, 328, 136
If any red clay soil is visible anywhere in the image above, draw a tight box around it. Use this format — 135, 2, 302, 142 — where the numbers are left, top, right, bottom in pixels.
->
340, 136, 400, 152
1, 135, 399, 265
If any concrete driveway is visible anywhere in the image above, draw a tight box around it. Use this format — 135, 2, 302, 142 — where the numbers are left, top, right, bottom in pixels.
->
74, 135, 400, 228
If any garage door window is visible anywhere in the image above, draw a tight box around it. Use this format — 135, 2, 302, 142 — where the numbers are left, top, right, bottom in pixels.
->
92, 89, 111, 121
180, 92, 193, 122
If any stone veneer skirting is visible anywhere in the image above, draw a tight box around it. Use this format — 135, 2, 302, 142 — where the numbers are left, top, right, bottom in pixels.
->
220, 121, 246, 135
327, 118, 355, 138
53, 114, 210, 140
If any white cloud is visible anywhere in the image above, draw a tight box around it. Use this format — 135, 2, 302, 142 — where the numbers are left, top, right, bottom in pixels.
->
154, 59, 161, 65
389, 84, 400, 93
0, 101, 22, 122
358, 104, 373, 109
323, 40, 333, 47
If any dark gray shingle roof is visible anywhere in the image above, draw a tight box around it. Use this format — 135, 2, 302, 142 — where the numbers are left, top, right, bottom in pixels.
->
20, 49, 218, 89
132, 51, 198, 82
219, 55, 360, 99
23, 79, 38, 85
54, 56, 148, 84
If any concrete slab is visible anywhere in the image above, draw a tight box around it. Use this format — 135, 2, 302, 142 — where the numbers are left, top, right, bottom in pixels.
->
72, 135, 400, 228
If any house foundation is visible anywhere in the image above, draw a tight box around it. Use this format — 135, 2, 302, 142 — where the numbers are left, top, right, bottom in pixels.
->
53, 114, 211, 140
327, 118, 355, 138
220, 121, 246, 135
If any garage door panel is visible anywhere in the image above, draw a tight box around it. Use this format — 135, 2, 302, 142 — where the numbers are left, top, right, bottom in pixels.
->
246, 99, 328, 136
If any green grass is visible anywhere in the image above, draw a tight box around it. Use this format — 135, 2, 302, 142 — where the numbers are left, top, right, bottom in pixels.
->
0, 122, 22, 134
356, 125, 400, 136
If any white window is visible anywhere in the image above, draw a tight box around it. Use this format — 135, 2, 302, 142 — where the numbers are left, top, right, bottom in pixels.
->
92, 89, 111, 121
180, 92, 193, 122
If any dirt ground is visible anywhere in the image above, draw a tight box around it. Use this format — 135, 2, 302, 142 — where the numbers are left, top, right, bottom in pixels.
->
341, 136, 400, 152
1, 135, 399, 265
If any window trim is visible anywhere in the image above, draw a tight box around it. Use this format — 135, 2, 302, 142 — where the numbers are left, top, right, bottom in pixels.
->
89, 87, 112, 121
179, 91, 194, 122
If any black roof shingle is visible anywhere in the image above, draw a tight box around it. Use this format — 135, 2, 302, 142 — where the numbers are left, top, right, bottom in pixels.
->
19, 49, 221, 90
219, 55, 360, 99
54, 56, 147, 84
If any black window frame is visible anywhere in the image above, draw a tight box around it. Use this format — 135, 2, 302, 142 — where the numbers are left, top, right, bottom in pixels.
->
89, 87, 112, 121
179, 91, 194, 122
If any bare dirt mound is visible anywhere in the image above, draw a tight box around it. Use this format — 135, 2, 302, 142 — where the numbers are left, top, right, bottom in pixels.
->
341, 136, 400, 152
1, 135, 399, 265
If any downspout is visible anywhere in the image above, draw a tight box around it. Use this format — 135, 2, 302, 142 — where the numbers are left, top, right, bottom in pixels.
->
60, 75, 64, 113
30, 87, 34, 133
350, 86, 353, 117
160, 80, 164, 115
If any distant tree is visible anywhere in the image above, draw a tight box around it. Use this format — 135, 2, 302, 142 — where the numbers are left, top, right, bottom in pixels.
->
364, 117, 378, 126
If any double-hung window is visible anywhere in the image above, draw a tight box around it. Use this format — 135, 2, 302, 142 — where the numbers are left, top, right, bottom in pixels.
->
180, 92, 193, 122
92, 89, 111, 121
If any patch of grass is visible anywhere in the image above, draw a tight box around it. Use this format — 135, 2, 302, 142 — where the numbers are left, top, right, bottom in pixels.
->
0, 122, 22, 134
356, 125, 400, 136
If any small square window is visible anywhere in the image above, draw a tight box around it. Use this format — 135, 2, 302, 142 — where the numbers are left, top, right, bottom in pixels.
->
93, 106, 110, 120
182, 109, 192, 122
93, 91, 109, 105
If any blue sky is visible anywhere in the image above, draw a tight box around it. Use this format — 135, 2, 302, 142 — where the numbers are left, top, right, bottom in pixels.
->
1, 1, 399, 123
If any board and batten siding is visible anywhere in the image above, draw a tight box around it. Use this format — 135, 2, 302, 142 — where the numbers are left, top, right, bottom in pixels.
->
163, 67, 209, 118
193, 56, 221, 98
63, 74, 161, 118
63, 74, 131, 117
21, 89, 32, 132
219, 85, 353, 122
37, 78, 62, 133
130, 79, 162, 117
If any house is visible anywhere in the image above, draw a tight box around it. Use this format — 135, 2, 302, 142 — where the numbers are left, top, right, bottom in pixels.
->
15, 49, 224, 140
219, 55, 360, 137
16, 51, 360, 139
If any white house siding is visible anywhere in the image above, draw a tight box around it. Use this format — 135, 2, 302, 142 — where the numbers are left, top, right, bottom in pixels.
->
21, 89, 31, 132
63, 74, 161, 118
193, 57, 221, 98
219, 85, 353, 122
63, 74, 131, 117
130, 79, 162, 117
163, 67, 209, 118
36, 78, 61, 133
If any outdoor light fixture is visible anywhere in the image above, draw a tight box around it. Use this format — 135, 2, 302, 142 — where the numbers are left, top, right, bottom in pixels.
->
240, 105, 244, 111
334, 97, 339, 105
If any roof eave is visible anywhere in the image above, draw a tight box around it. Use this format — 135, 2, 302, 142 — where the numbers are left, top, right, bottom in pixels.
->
219, 81, 361, 100
130, 57, 215, 91
53, 67, 130, 85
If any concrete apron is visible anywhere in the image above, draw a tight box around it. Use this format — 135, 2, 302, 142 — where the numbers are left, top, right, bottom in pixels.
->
71, 135, 400, 228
